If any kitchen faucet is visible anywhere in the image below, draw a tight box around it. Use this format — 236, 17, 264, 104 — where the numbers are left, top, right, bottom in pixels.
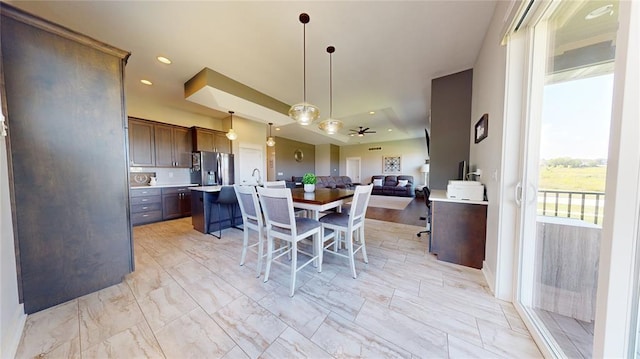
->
251, 168, 261, 185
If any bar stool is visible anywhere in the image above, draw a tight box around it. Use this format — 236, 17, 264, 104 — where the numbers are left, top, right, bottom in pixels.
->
209, 186, 242, 238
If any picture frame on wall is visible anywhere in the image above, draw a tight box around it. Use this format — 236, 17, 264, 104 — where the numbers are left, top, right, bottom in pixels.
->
383, 155, 401, 173
475, 113, 488, 143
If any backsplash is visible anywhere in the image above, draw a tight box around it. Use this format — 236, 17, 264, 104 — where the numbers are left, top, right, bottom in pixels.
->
130, 167, 192, 186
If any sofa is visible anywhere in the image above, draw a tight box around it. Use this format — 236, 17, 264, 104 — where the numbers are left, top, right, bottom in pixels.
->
290, 175, 356, 189
370, 175, 414, 197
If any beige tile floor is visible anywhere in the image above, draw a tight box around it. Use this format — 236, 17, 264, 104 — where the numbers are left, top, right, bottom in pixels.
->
15, 217, 543, 358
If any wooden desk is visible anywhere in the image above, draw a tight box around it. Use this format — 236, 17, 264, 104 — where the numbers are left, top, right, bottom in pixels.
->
290, 188, 355, 219
429, 189, 488, 269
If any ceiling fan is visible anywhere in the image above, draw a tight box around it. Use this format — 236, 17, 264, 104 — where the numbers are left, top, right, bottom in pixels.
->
349, 126, 376, 137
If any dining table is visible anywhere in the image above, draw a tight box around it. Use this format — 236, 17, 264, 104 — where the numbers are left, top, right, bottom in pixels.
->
290, 187, 355, 220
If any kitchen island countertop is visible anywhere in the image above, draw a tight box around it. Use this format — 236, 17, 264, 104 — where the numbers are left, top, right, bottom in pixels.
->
189, 185, 223, 192
131, 183, 198, 189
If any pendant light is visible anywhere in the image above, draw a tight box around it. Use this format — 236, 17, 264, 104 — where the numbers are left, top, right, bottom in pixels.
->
288, 13, 320, 126
266, 122, 276, 147
319, 46, 343, 135
226, 110, 237, 140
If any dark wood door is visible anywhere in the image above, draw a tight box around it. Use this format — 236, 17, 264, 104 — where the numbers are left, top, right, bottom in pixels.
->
154, 123, 174, 167
2, 6, 133, 313
173, 127, 192, 167
129, 119, 155, 166
162, 193, 182, 220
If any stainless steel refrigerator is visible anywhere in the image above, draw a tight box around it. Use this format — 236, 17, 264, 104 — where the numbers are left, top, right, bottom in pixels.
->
191, 151, 234, 185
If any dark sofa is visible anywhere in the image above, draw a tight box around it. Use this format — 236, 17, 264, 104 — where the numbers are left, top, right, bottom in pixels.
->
290, 175, 356, 189
370, 175, 414, 197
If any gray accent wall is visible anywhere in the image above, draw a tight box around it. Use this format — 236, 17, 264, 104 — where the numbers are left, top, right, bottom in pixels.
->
274, 136, 315, 180
430, 69, 473, 190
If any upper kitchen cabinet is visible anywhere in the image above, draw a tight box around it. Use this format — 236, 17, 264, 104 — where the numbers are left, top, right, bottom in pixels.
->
129, 118, 155, 166
1, 3, 133, 313
192, 126, 231, 153
154, 123, 192, 168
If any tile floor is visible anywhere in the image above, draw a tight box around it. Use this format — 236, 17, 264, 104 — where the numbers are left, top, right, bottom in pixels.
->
15, 217, 543, 358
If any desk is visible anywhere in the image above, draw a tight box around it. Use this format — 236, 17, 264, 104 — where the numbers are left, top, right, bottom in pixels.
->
429, 189, 488, 269
290, 188, 355, 219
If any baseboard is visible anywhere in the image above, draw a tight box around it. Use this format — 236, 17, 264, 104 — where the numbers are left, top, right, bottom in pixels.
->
1, 303, 26, 359
482, 260, 496, 296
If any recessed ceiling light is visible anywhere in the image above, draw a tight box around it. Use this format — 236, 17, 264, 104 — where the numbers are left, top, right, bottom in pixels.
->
369, 111, 375, 115
388, 128, 393, 132
157, 56, 172, 64
275, 127, 281, 131
140, 79, 153, 85
585, 4, 613, 20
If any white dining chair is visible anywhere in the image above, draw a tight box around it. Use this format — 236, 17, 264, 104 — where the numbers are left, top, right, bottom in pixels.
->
319, 184, 373, 278
263, 180, 288, 188
256, 186, 322, 297
263, 180, 307, 218
233, 184, 267, 277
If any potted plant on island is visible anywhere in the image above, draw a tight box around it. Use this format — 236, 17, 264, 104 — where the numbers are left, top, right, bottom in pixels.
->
302, 172, 316, 193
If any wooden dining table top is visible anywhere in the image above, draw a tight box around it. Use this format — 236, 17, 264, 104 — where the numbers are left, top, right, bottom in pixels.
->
290, 188, 355, 205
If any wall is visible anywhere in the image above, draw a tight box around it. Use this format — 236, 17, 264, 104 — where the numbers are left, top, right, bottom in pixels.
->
315, 144, 331, 175
127, 93, 224, 130
1, 114, 26, 359
430, 69, 473, 190
469, 1, 511, 299
339, 138, 426, 185
274, 137, 315, 181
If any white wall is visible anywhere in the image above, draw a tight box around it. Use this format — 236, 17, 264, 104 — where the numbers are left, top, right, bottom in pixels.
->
1, 115, 26, 358
340, 138, 427, 185
127, 94, 224, 130
470, 0, 513, 299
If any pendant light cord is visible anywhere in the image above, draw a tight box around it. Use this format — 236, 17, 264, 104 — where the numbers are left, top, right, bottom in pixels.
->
329, 48, 333, 118
303, 22, 306, 103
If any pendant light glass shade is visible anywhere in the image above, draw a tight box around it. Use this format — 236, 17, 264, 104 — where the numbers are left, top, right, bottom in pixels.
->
289, 13, 320, 126
226, 110, 238, 140
266, 122, 276, 147
319, 46, 343, 134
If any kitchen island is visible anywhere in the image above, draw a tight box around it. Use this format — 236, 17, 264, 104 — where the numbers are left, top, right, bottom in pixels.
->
190, 186, 243, 235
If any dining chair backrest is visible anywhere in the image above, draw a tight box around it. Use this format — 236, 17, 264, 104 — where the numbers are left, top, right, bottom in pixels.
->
255, 186, 296, 236
233, 184, 262, 228
348, 184, 373, 228
263, 180, 287, 189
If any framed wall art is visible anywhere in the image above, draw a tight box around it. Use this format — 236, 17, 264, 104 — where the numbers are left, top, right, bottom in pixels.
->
383, 155, 401, 173
475, 113, 488, 143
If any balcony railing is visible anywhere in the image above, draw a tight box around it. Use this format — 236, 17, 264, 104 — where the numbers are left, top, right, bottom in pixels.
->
538, 189, 605, 225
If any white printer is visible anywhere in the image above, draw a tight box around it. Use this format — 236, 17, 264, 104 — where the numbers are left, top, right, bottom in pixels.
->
447, 180, 485, 201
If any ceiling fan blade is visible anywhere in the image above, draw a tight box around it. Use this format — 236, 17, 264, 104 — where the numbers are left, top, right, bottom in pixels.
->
366, 130, 377, 133
361, 127, 370, 132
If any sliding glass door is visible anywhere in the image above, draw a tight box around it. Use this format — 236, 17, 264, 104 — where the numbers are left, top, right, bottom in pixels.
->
515, 1, 619, 357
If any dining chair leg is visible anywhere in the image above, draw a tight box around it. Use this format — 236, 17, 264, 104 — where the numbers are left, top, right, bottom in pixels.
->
316, 232, 323, 273
360, 226, 369, 264
347, 231, 357, 279
290, 241, 298, 297
240, 228, 249, 266
255, 228, 264, 278
264, 236, 274, 283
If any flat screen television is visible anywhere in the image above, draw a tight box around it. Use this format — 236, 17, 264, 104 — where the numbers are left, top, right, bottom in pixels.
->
458, 160, 468, 180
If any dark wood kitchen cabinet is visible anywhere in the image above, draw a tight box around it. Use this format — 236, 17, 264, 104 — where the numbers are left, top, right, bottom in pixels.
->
1, 4, 133, 313
162, 187, 192, 220
131, 188, 163, 225
129, 118, 156, 166
192, 126, 231, 153
154, 124, 192, 168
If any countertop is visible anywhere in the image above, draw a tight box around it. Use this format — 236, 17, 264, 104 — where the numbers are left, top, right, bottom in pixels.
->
189, 185, 223, 192
130, 183, 198, 189
430, 189, 488, 205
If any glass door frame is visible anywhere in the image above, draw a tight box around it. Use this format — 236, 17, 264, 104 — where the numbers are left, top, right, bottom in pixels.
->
508, 1, 640, 357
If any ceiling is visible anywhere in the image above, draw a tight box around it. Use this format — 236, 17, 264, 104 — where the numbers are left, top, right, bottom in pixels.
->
6, 1, 497, 145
